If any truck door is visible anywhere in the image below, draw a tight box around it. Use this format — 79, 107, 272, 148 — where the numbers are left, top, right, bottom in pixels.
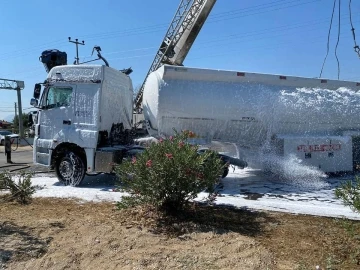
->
38, 84, 75, 143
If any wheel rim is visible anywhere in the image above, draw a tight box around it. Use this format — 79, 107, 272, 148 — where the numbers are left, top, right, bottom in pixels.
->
59, 158, 74, 181
57, 152, 84, 186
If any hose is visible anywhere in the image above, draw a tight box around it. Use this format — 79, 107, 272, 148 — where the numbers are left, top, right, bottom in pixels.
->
11, 138, 19, 151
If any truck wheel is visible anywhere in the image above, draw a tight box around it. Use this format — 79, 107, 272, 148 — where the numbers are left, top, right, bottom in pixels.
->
55, 151, 85, 186
222, 168, 229, 178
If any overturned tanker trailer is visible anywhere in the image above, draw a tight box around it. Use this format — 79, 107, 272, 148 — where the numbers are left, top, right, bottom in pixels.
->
142, 65, 360, 173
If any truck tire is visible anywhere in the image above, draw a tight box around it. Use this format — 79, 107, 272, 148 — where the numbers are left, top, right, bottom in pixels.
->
55, 151, 85, 186
222, 168, 229, 178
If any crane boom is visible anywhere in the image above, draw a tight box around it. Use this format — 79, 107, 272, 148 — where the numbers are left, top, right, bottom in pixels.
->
134, 0, 216, 111
169, 0, 216, 65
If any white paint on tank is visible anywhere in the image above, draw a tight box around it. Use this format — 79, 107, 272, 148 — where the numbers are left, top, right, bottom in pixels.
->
142, 65, 360, 147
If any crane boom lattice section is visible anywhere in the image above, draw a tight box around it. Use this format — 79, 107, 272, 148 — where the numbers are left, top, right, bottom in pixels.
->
135, 0, 214, 110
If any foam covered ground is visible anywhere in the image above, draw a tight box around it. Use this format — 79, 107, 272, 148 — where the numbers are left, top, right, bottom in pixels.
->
23, 167, 360, 220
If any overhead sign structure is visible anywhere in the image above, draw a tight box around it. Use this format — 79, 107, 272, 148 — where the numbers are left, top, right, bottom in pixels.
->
0, 78, 25, 137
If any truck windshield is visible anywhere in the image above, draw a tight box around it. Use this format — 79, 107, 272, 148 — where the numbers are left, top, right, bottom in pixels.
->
41, 86, 73, 109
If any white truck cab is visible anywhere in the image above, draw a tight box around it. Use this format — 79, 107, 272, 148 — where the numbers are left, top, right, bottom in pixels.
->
31, 65, 134, 185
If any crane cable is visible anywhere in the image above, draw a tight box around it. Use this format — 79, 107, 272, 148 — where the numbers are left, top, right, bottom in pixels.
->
319, 0, 337, 78
349, 0, 360, 57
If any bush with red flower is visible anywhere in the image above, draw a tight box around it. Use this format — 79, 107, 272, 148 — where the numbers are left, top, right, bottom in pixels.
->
115, 130, 224, 212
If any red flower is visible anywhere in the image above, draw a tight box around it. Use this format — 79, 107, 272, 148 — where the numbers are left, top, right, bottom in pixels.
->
159, 138, 164, 143
146, 160, 152, 167
165, 153, 173, 159
169, 136, 174, 141
197, 173, 204, 179
131, 156, 137, 164
188, 131, 196, 138
178, 141, 185, 148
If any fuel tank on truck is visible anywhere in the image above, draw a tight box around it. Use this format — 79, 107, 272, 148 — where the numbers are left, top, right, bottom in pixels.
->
142, 65, 360, 148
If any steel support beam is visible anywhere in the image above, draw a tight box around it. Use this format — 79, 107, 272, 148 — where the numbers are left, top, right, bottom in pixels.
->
0, 78, 25, 138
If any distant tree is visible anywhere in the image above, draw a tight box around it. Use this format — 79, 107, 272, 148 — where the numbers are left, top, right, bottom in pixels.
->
13, 113, 29, 129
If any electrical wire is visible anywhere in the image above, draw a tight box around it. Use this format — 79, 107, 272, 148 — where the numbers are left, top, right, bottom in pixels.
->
78, 16, 335, 61
207, 0, 291, 19
79, 0, 299, 41
193, 17, 355, 52
41, 15, 359, 65
84, 0, 320, 43
334, 0, 341, 80
0, 0, 348, 82
0, 40, 67, 61
188, 32, 352, 62
0, 0, 320, 61
208, 0, 320, 24
3, 18, 356, 81
319, 0, 337, 78
349, 0, 360, 57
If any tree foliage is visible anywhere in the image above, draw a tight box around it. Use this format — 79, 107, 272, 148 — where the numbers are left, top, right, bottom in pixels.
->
0, 171, 35, 204
12, 113, 29, 129
335, 177, 360, 213
115, 130, 224, 213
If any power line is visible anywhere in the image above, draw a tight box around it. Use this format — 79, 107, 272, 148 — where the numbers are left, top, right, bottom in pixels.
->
193, 17, 355, 52
79, 0, 297, 41
349, 0, 360, 57
335, 0, 341, 79
105, 19, 355, 62
1, 2, 352, 82
85, 0, 321, 43
188, 32, 352, 64
207, 0, 321, 24
0, 0, 320, 61
319, 0, 337, 78
1, 32, 354, 84
81, 15, 354, 65
3, 18, 357, 81
1, 13, 343, 79
208, 0, 291, 18
77, 16, 330, 61
79, 46, 158, 60
0, 40, 67, 61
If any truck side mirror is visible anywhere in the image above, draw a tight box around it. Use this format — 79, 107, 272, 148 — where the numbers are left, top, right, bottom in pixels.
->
30, 98, 38, 107
34, 84, 41, 99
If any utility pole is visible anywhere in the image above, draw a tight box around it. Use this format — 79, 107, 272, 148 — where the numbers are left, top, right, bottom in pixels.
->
68, 37, 85, 64
14, 102, 17, 134
17, 89, 23, 137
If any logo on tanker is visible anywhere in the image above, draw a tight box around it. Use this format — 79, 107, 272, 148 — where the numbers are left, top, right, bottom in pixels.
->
297, 144, 341, 152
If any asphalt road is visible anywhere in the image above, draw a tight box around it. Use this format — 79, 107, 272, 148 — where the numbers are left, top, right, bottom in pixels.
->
0, 141, 241, 175
0, 145, 52, 173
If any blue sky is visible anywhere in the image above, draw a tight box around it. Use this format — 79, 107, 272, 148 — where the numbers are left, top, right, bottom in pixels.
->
1, 0, 359, 120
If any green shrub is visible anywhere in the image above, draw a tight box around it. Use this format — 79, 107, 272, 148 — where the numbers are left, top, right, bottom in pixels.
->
335, 176, 360, 213
115, 130, 224, 212
0, 171, 35, 204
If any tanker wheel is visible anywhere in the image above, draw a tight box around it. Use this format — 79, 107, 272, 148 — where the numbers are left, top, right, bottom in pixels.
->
55, 151, 85, 186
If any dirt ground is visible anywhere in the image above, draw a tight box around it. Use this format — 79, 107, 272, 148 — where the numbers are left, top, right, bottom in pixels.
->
1, 198, 360, 270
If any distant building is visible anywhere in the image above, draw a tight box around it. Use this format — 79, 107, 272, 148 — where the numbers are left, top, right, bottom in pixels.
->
0, 120, 12, 129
